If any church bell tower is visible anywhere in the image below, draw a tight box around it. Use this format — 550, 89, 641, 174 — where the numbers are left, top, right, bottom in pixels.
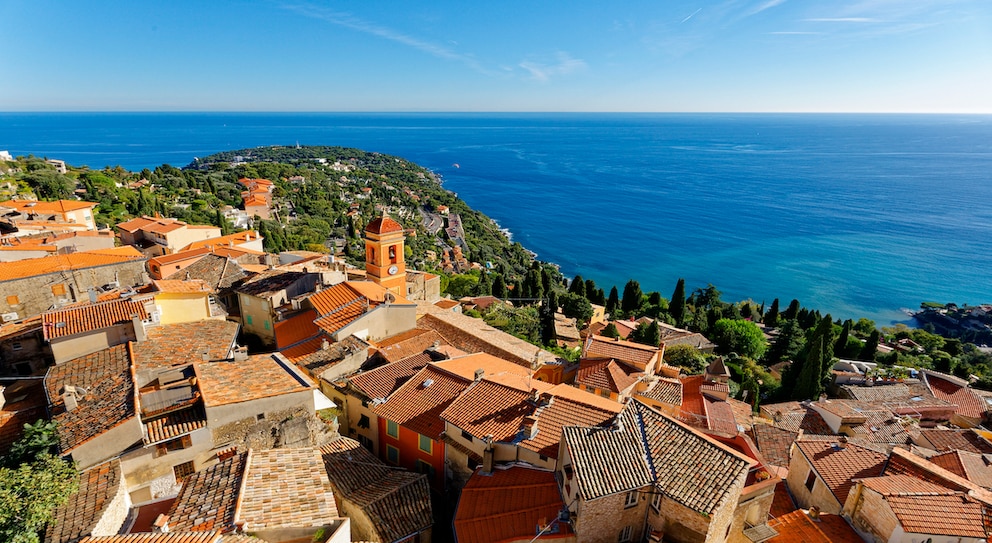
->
364, 213, 407, 296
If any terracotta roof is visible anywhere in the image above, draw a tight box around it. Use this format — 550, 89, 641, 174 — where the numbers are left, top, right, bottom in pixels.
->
314, 302, 366, 336
242, 194, 268, 207
238, 177, 274, 187
236, 270, 307, 298
181, 231, 261, 252
239, 448, 338, 530
44, 345, 136, 453
858, 474, 987, 538
0, 380, 48, 454
518, 392, 620, 459
583, 334, 659, 368
925, 371, 988, 419
815, 514, 865, 543
46, 459, 124, 543
196, 354, 311, 407
152, 279, 212, 294
144, 405, 207, 444
564, 400, 752, 512
919, 428, 992, 454
131, 320, 239, 370
794, 439, 888, 505
319, 437, 432, 542
348, 353, 433, 401
1, 198, 97, 214
282, 335, 369, 376
42, 298, 147, 340
434, 298, 459, 310
164, 254, 249, 291
116, 216, 186, 234
704, 396, 740, 436
273, 309, 320, 350
576, 358, 641, 394
373, 365, 470, 438
365, 215, 403, 235
636, 377, 683, 406
770, 481, 797, 518
751, 423, 798, 470
929, 449, 992, 488
454, 466, 569, 543
168, 452, 248, 532
766, 510, 831, 543
372, 328, 448, 364
0, 246, 145, 282
417, 310, 560, 368
761, 401, 833, 435
433, 352, 537, 390
147, 248, 212, 268
441, 379, 535, 443
80, 534, 255, 543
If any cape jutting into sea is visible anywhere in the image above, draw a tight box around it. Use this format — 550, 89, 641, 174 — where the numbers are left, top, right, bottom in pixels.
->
2, 112, 991, 325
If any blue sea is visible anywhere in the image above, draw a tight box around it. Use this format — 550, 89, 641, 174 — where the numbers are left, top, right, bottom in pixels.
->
2, 112, 991, 325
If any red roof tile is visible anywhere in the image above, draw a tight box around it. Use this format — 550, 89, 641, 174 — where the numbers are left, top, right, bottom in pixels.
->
454, 466, 570, 543
767, 510, 831, 543
152, 279, 212, 294
583, 334, 659, 368
0, 246, 145, 282
919, 428, 992, 454
366, 215, 403, 235
274, 309, 320, 350
372, 328, 447, 363
1, 198, 97, 214
348, 353, 433, 401
373, 365, 470, 438
929, 449, 992, 488
795, 439, 888, 505
131, 320, 240, 370
47, 459, 124, 543
576, 358, 641, 394
196, 354, 311, 407
181, 231, 261, 252
926, 371, 988, 419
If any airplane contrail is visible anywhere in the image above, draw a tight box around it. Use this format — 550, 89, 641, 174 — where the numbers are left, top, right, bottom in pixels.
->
681, 8, 702, 23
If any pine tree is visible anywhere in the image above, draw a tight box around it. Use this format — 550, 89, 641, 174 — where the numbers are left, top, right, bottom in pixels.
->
766, 319, 804, 364
606, 286, 620, 316
670, 278, 686, 327
621, 280, 643, 315
763, 298, 780, 328
569, 275, 585, 297
602, 322, 621, 339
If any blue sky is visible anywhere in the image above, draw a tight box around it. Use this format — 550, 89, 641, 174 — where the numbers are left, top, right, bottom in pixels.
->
2, 0, 990, 112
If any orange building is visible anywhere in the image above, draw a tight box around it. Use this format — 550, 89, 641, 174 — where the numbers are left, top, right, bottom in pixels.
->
364, 214, 406, 296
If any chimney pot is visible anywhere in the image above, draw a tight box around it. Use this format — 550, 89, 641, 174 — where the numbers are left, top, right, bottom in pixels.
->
474, 368, 485, 381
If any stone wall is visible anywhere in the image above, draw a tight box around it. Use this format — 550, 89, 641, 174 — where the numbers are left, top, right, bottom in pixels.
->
0, 259, 147, 320
845, 485, 897, 543
90, 470, 132, 537
786, 452, 843, 514
209, 405, 333, 450
576, 489, 649, 543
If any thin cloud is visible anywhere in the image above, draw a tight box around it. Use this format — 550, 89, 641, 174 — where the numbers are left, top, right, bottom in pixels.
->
805, 17, 877, 22
519, 52, 587, 82
747, 0, 788, 17
280, 3, 492, 75
681, 8, 703, 24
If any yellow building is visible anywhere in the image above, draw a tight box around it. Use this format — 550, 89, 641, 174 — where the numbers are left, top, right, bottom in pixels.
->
151, 279, 214, 324
364, 214, 406, 297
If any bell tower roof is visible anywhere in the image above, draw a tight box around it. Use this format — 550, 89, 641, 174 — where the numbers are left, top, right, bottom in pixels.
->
366, 214, 403, 235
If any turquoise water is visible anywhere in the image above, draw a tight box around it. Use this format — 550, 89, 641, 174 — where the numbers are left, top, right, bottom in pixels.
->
2, 112, 991, 324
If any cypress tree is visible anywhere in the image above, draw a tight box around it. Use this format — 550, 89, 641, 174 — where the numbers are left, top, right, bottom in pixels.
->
670, 278, 686, 327
541, 268, 553, 295
593, 288, 606, 306
763, 298, 780, 328
784, 299, 801, 321
585, 279, 597, 301
648, 292, 662, 306
795, 336, 824, 401
766, 319, 804, 364
834, 320, 852, 359
621, 280, 643, 315
606, 286, 620, 316
477, 272, 493, 296
644, 320, 661, 347
602, 322, 621, 339
816, 315, 836, 380
527, 269, 544, 302
492, 275, 508, 299
569, 275, 585, 297
858, 329, 880, 361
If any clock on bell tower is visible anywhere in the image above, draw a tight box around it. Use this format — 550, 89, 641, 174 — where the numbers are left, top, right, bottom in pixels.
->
364, 213, 407, 296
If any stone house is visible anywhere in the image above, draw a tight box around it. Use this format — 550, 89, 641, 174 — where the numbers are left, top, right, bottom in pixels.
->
236, 270, 320, 345
786, 438, 888, 515
557, 399, 758, 543
0, 316, 51, 375
45, 459, 131, 543
582, 334, 665, 378
574, 357, 642, 401
0, 246, 148, 321
43, 298, 149, 364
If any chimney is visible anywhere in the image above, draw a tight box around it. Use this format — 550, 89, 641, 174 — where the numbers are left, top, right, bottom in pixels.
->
233, 346, 248, 361
837, 435, 848, 449
808, 505, 821, 521
539, 392, 554, 406
482, 446, 494, 475
132, 315, 147, 342
529, 388, 540, 403
474, 368, 485, 381
88, 288, 98, 304
201, 349, 210, 361
62, 391, 78, 412
321, 338, 330, 351
522, 415, 539, 439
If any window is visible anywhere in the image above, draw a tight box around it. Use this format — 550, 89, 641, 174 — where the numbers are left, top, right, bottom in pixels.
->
416, 459, 436, 478
389, 245, 397, 263
51, 283, 66, 296
418, 434, 432, 454
256, 413, 265, 421
264, 320, 270, 330
624, 490, 638, 508
173, 461, 195, 482
245, 315, 253, 325
386, 420, 399, 439
805, 471, 816, 492
6, 295, 18, 305
158, 435, 192, 455
651, 492, 662, 512
386, 445, 399, 465
11, 342, 22, 351
358, 414, 371, 429
461, 429, 473, 441
358, 434, 373, 452
539, 454, 548, 462
618, 526, 632, 543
